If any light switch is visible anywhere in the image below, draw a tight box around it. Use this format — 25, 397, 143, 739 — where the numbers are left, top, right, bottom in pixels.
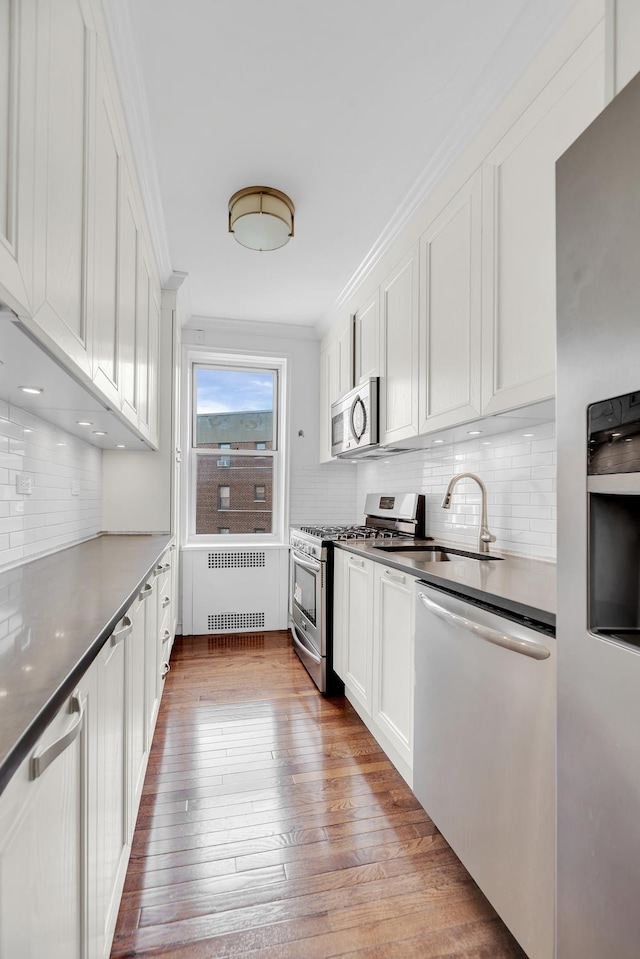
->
71, 480, 80, 496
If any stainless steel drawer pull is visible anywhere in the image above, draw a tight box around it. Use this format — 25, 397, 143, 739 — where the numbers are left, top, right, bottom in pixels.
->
139, 582, 154, 600
30, 695, 84, 780
161, 662, 170, 679
385, 569, 406, 584
162, 595, 171, 608
153, 564, 163, 577
291, 625, 322, 664
111, 615, 132, 646
349, 557, 365, 568
418, 592, 550, 661
162, 628, 171, 645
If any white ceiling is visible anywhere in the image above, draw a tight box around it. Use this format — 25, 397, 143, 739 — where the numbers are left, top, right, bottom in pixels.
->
111, 0, 578, 330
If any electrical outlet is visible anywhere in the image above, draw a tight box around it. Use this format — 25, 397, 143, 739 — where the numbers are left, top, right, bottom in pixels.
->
16, 474, 33, 495
195, 329, 205, 345
71, 480, 80, 496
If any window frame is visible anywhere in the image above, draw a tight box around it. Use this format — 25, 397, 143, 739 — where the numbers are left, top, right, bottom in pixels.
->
183, 349, 289, 546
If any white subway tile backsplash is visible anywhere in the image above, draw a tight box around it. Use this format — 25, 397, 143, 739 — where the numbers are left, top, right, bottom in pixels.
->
0, 404, 102, 570
356, 422, 556, 559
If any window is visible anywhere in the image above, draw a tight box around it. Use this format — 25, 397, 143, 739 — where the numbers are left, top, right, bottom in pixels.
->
187, 354, 286, 542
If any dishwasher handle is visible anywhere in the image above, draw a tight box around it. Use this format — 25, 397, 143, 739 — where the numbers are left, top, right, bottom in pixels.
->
418, 591, 551, 661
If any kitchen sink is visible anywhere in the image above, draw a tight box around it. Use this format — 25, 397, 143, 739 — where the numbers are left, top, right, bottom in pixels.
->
376, 544, 502, 562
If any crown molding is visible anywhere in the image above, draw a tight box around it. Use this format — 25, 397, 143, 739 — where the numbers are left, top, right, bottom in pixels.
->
100, 0, 174, 284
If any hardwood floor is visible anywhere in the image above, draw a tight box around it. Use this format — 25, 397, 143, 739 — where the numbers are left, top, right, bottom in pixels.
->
111, 632, 526, 958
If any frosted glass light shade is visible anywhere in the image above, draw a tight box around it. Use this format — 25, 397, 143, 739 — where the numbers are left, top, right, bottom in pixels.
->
228, 186, 295, 251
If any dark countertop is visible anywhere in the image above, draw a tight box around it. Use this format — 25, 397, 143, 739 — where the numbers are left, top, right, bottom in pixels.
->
335, 538, 556, 628
0, 533, 172, 796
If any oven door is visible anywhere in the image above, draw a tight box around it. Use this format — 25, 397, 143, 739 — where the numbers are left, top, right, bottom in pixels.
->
290, 548, 324, 656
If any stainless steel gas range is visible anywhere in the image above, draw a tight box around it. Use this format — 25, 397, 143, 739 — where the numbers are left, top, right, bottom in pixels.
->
289, 493, 426, 693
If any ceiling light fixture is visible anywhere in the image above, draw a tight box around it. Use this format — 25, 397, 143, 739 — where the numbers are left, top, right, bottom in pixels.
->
92, 430, 107, 436
228, 186, 295, 251
19, 386, 43, 395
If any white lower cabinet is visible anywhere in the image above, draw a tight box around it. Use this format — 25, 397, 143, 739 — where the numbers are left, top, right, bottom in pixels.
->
0, 681, 91, 959
333, 549, 416, 784
341, 552, 374, 715
0, 545, 177, 959
93, 614, 129, 958
372, 563, 415, 775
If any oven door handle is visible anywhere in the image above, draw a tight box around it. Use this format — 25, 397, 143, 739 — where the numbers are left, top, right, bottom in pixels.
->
291, 623, 322, 665
291, 551, 321, 573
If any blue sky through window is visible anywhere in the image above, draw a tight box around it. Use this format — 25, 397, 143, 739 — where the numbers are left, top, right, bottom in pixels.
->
196, 368, 274, 415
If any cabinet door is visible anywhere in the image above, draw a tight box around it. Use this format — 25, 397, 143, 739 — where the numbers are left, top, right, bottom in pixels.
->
373, 565, 415, 770
142, 576, 159, 745
353, 291, 379, 385
0, 0, 35, 313
95, 617, 128, 953
135, 239, 161, 447
126, 597, 147, 840
0, 685, 89, 959
343, 553, 373, 713
337, 320, 353, 397
419, 172, 482, 433
481, 26, 605, 415
28, 0, 95, 377
118, 168, 140, 425
380, 246, 419, 444
90, 48, 122, 408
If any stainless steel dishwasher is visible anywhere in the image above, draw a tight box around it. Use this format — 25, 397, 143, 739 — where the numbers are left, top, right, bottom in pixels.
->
414, 583, 555, 959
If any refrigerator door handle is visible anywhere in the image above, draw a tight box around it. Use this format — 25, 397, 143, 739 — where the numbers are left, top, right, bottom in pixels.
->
417, 592, 550, 661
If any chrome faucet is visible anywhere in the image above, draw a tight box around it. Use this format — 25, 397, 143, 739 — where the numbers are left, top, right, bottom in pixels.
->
441, 472, 496, 554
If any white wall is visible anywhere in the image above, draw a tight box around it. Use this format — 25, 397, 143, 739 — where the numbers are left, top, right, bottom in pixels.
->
0, 400, 102, 570
357, 422, 556, 559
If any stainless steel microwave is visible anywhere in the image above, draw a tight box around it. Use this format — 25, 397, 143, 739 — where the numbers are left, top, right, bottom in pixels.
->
331, 378, 380, 458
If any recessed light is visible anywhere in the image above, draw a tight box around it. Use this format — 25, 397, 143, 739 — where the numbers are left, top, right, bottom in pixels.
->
625, 438, 633, 443
92, 430, 107, 436
433, 439, 444, 445
467, 430, 483, 436
18, 386, 43, 395
523, 433, 535, 437
76, 420, 92, 427
56, 442, 66, 447
23, 428, 33, 434
482, 441, 491, 445
612, 432, 621, 438
116, 444, 126, 449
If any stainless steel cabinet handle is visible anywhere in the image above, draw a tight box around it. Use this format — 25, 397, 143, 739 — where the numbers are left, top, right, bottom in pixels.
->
348, 556, 365, 568
111, 615, 132, 646
162, 628, 171, 645
30, 695, 84, 780
161, 662, 170, 678
162, 596, 170, 609
139, 582, 154, 600
153, 563, 163, 577
170, 544, 176, 552
385, 569, 406, 584
418, 592, 551, 661
291, 625, 322, 664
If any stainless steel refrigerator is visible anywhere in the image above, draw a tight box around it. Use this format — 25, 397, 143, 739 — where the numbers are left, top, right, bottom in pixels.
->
557, 70, 640, 958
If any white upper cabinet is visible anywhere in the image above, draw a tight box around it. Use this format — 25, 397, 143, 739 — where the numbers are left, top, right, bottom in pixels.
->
135, 237, 161, 447
419, 171, 482, 433
28, 0, 95, 378
380, 245, 419, 445
118, 167, 140, 425
319, 319, 352, 462
353, 291, 379, 385
90, 47, 122, 407
481, 24, 605, 415
0, 0, 36, 314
